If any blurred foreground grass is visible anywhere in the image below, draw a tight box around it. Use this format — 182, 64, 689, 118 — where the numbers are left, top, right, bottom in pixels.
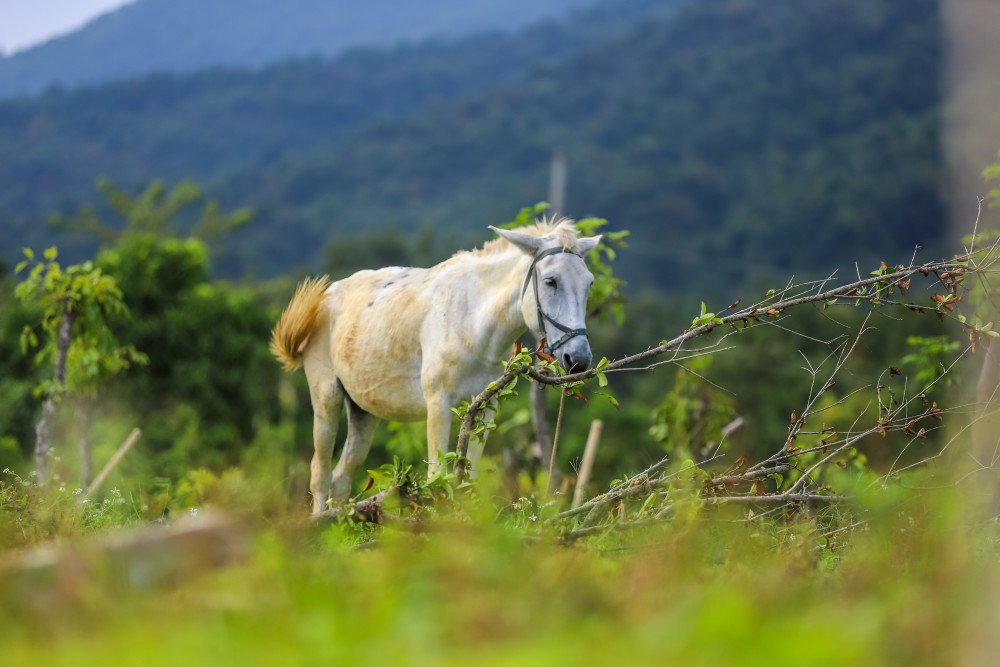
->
1, 468, 999, 666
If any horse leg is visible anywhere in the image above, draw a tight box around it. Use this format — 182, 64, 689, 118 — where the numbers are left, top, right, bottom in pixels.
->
425, 398, 452, 475
306, 374, 344, 515
330, 397, 379, 501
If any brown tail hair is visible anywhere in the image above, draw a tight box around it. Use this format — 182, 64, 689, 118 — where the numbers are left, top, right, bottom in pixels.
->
270, 275, 331, 372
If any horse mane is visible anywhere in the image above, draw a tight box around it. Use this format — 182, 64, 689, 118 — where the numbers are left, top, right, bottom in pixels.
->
465, 217, 581, 258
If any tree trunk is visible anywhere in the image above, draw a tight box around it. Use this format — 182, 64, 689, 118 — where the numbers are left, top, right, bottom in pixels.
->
34, 307, 74, 485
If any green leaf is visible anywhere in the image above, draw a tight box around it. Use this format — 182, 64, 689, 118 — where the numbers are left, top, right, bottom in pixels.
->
23, 248, 34, 260
596, 370, 608, 388
638, 493, 657, 516
597, 392, 619, 411
43, 246, 58, 261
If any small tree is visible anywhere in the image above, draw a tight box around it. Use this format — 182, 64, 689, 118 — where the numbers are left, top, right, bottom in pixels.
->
15, 247, 144, 485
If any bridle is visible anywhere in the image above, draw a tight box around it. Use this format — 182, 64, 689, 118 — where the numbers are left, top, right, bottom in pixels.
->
520, 246, 589, 354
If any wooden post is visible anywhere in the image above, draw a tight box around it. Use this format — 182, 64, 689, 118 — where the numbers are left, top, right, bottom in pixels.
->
571, 420, 603, 509
548, 149, 567, 217
86, 428, 141, 496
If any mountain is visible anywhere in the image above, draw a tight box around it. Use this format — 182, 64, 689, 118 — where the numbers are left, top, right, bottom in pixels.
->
213, 0, 943, 289
0, 0, 677, 265
0, 0, 943, 294
0, 0, 602, 98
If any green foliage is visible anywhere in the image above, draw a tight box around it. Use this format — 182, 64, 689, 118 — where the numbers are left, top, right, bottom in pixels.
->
0, 179, 287, 481
97, 240, 282, 476
14, 247, 145, 398
50, 178, 253, 251
983, 148, 1000, 208
900, 335, 962, 389
690, 301, 724, 329
649, 355, 739, 461
0, 294, 43, 458
382, 420, 428, 462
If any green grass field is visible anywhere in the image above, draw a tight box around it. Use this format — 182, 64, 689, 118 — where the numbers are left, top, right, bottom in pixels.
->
2, 465, 998, 667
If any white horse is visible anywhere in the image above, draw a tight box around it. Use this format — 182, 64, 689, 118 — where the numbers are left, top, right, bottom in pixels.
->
270, 219, 601, 513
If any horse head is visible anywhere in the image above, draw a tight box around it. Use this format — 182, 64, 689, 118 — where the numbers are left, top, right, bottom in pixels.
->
489, 224, 601, 373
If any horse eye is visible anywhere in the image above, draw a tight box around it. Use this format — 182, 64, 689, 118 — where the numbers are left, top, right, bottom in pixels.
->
544, 277, 557, 289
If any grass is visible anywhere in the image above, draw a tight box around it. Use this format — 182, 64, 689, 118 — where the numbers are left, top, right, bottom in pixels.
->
1, 464, 999, 666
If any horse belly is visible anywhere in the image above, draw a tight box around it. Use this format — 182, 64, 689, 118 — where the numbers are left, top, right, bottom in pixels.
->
329, 272, 429, 421
343, 372, 427, 422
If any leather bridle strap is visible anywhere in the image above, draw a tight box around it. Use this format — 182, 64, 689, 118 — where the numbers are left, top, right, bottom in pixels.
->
520, 247, 589, 354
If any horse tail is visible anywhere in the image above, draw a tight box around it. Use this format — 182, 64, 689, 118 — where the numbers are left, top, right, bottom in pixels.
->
270, 275, 332, 372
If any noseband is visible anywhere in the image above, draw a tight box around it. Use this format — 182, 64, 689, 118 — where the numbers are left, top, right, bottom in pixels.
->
520, 247, 589, 354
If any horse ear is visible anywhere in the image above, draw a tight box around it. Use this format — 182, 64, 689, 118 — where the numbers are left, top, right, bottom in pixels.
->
576, 235, 602, 256
488, 226, 544, 256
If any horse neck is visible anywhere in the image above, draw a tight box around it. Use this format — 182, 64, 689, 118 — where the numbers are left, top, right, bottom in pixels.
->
470, 248, 533, 355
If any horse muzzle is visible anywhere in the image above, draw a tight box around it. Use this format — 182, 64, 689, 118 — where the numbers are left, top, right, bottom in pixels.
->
558, 337, 593, 374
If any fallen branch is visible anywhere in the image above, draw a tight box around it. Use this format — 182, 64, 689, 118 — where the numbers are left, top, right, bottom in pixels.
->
703, 493, 851, 504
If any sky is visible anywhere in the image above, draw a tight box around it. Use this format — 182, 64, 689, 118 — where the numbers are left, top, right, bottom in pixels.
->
0, 0, 132, 55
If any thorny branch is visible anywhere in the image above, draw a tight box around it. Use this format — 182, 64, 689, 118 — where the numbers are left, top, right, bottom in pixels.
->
448, 249, 1000, 537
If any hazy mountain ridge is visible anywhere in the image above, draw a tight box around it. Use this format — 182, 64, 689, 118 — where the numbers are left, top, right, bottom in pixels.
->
0, 0, 602, 97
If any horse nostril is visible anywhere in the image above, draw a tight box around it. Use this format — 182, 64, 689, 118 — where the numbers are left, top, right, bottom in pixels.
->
562, 353, 574, 372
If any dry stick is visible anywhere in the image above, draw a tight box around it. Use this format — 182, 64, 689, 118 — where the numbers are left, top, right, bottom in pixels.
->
571, 420, 603, 509
547, 388, 568, 498
86, 427, 141, 496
